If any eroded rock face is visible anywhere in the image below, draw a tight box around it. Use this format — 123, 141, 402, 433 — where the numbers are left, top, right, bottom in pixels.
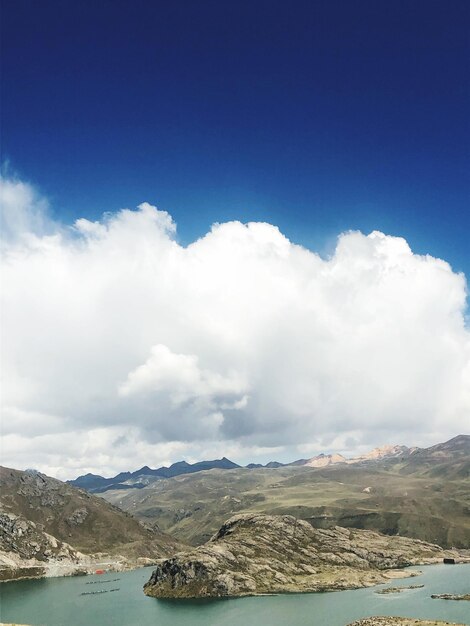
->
0, 512, 80, 561
0, 512, 88, 581
144, 513, 454, 598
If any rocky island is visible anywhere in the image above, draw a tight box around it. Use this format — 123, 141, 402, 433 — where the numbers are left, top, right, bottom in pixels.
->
144, 512, 455, 598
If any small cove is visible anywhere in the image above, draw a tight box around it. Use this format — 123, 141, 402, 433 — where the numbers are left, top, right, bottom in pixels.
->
1, 563, 469, 626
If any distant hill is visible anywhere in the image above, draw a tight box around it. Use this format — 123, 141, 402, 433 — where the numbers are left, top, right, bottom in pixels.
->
99, 435, 470, 549
69, 457, 240, 493
247, 444, 414, 470
288, 445, 414, 468
349, 445, 414, 463
298, 453, 347, 468
0, 466, 185, 580
397, 434, 469, 479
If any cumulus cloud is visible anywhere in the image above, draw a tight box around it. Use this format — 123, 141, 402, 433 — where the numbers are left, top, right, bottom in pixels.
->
0, 175, 54, 243
1, 174, 469, 478
119, 343, 248, 406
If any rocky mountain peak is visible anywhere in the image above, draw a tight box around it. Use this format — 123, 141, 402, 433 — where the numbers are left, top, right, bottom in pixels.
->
304, 453, 347, 467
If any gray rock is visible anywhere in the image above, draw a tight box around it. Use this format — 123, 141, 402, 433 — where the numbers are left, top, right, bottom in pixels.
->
65, 508, 89, 526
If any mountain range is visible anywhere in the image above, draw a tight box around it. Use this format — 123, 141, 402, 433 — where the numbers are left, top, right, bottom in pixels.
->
69, 443, 417, 494
69, 457, 240, 493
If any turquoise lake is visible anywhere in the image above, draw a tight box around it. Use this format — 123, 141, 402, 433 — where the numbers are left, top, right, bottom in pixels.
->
1, 563, 469, 626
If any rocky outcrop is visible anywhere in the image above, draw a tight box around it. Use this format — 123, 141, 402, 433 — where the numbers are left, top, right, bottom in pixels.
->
0, 512, 89, 581
144, 513, 454, 598
0, 512, 83, 562
65, 507, 89, 526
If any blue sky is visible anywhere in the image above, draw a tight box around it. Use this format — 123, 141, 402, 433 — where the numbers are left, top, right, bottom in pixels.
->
1, 1, 470, 475
2, 0, 469, 275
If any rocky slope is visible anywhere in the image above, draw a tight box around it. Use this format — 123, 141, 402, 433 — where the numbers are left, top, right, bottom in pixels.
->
144, 513, 455, 598
0, 466, 184, 580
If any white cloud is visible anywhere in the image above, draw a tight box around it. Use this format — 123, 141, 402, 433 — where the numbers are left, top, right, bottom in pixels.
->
0, 175, 54, 243
119, 343, 248, 405
1, 175, 469, 478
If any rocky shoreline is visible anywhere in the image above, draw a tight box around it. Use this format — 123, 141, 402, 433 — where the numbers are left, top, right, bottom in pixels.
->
348, 615, 465, 626
430, 593, 470, 601
375, 584, 424, 594
0, 554, 160, 583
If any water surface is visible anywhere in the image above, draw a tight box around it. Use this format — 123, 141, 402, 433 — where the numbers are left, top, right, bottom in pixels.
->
1, 563, 469, 626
